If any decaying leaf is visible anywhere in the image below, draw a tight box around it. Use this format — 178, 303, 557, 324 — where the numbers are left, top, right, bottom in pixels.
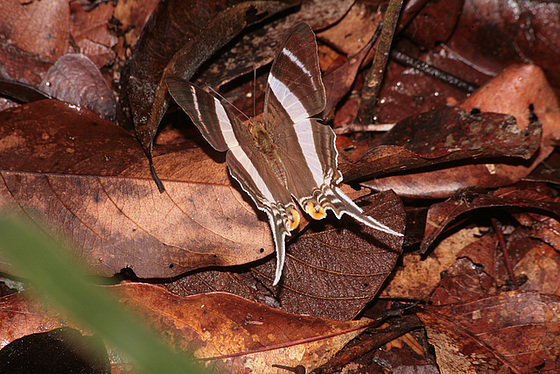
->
358, 64, 559, 199
39, 54, 117, 121
421, 183, 560, 254
69, 1, 117, 68
0, 283, 371, 373
419, 291, 560, 373
380, 228, 482, 301
0, 0, 70, 63
341, 106, 541, 185
322, 36, 375, 120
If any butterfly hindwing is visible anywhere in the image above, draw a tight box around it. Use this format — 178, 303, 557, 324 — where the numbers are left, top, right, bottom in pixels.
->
264, 23, 326, 130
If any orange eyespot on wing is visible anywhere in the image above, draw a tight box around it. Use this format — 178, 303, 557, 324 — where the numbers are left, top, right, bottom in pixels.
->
306, 202, 326, 220
287, 208, 300, 230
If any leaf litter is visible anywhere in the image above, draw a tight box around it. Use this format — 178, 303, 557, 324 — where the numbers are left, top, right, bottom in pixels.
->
0, 0, 560, 372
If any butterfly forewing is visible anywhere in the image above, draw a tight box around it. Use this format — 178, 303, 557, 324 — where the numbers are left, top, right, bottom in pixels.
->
263, 24, 339, 211
264, 23, 326, 131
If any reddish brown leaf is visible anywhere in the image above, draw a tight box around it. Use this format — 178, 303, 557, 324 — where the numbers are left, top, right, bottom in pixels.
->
401, 0, 463, 48
164, 190, 405, 320
0, 283, 371, 373
421, 184, 560, 254
0, 44, 53, 87
525, 150, 560, 185
427, 228, 560, 306
515, 239, 560, 295
69, 1, 118, 68
322, 38, 374, 121
39, 54, 117, 121
447, 0, 560, 90
340, 107, 541, 184
380, 228, 482, 301
363, 64, 559, 198
430, 257, 495, 307
0, 0, 70, 62
113, 0, 160, 54
419, 291, 560, 373
316, 2, 380, 56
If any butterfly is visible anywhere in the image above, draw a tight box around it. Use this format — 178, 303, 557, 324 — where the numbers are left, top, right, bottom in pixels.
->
166, 23, 403, 285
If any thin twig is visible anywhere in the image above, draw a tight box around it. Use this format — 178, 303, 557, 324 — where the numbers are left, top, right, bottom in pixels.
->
491, 217, 519, 290
334, 122, 396, 135
357, 0, 404, 124
390, 50, 479, 93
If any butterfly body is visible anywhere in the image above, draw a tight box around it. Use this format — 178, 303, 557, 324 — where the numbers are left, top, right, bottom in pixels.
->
167, 23, 402, 286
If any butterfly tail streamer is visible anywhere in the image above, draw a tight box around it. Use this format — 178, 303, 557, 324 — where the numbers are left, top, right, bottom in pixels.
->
265, 209, 291, 286
327, 187, 403, 237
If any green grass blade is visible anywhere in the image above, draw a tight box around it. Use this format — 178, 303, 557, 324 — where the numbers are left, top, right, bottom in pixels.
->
0, 217, 206, 374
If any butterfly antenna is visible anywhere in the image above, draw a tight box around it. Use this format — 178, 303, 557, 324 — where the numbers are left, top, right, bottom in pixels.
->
206, 84, 251, 122
253, 66, 257, 118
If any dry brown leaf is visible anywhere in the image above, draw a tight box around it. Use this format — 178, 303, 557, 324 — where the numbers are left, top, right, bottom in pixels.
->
362, 65, 558, 198
515, 239, 560, 295
0, 100, 272, 278
430, 257, 495, 306
113, 0, 160, 52
317, 2, 380, 56
69, 1, 117, 68
380, 228, 481, 300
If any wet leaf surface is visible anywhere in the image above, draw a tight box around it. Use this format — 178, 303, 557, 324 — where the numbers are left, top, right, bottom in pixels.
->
39, 54, 117, 121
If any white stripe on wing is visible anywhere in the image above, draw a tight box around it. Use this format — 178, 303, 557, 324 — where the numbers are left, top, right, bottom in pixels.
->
292, 120, 325, 187
268, 74, 308, 124
282, 49, 313, 79
229, 146, 276, 203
